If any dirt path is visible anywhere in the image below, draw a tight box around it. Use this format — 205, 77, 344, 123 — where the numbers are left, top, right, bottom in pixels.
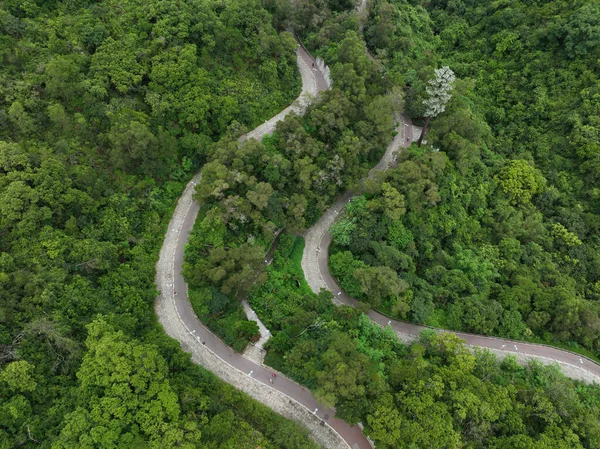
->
155, 45, 374, 449
301, 118, 600, 385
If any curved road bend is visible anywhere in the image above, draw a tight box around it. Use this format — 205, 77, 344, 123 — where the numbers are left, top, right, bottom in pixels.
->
157, 46, 373, 449
305, 118, 600, 384
241, 47, 328, 142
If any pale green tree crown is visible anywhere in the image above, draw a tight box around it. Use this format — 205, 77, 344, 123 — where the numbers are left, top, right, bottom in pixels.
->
423, 66, 456, 118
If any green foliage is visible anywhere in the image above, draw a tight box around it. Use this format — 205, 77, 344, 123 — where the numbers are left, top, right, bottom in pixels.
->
550, 222, 583, 247
0, 361, 37, 393
330, 251, 366, 298
387, 220, 413, 249
188, 286, 258, 353
53, 318, 201, 449
0, 0, 318, 446
0, 360, 38, 447
495, 160, 546, 205
185, 243, 267, 299
355, 265, 409, 310
331, 0, 600, 360
564, 3, 600, 57
346, 195, 368, 215
4, 0, 600, 446
182, 26, 399, 349
254, 235, 600, 449
331, 217, 357, 246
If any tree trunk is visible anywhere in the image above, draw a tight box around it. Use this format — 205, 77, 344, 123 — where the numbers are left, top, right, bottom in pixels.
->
417, 116, 430, 148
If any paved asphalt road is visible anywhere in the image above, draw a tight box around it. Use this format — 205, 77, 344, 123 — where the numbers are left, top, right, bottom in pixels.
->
166, 45, 373, 449
161, 41, 599, 449
314, 118, 600, 383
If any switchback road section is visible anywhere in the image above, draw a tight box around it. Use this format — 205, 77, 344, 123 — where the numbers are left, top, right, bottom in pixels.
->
302, 117, 600, 385
155, 45, 373, 449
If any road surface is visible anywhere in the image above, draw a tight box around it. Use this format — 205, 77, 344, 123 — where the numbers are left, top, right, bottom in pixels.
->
302, 116, 600, 385
156, 45, 373, 449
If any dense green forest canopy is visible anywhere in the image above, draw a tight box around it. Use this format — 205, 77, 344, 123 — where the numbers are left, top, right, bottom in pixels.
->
0, 0, 321, 447
180, 1, 600, 448
324, 0, 600, 359
3, 0, 600, 447
183, 28, 399, 348
250, 235, 600, 448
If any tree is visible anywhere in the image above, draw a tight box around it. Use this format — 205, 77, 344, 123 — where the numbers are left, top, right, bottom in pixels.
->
377, 182, 406, 220
314, 332, 380, 421
107, 109, 175, 176
185, 244, 267, 299
237, 320, 260, 342
331, 217, 357, 246
331, 63, 367, 104
365, 393, 401, 448
89, 35, 145, 95
47, 103, 70, 132
0, 360, 38, 446
564, 3, 600, 57
495, 160, 545, 205
53, 318, 201, 449
45, 55, 82, 102
418, 66, 456, 147
0, 361, 37, 393
366, 2, 399, 50
7, 101, 35, 136
354, 265, 408, 308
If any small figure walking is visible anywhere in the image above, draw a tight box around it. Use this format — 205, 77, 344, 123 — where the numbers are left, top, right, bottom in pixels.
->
272, 373, 276, 378
269, 378, 273, 384
312, 62, 315, 69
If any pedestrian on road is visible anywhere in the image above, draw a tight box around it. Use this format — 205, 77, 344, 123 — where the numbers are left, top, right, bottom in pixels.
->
312, 62, 315, 69
272, 373, 276, 378
269, 378, 273, 384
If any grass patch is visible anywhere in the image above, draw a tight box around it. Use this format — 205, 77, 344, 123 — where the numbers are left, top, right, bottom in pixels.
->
188, 286, 255, 353
425, 308, 448, 328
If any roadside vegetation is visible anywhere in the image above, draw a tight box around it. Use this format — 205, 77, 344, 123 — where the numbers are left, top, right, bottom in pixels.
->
331, 0, 600, 360
252, 235, 600, 448
182, 0, 600, 447
182, 26, 398, 349
0, 0, 319, 446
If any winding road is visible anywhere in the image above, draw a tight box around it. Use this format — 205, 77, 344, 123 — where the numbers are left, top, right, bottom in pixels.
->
155, 38, 600, 449
301, 119, 600, 386
155, 46, 372, 449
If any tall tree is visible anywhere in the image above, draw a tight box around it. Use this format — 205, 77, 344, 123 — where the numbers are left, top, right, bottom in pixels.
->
53, 318, 201, 449
418, 66, 456, 147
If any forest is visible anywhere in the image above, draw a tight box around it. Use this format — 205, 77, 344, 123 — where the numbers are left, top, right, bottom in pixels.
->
0, 0, 318, 446
251, 235, 600, 448
2, 0, 600, 447
181, 0, 600, 448
328, 0, 600, 360
183, 28, 398, 349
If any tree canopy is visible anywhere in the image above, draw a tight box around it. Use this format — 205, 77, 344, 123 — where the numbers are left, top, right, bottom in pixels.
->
329, 0, 600, 361
0, 0, 320, 447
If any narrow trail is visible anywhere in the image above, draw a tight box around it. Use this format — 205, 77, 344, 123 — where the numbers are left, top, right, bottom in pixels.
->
301, 119, 600, 385
155, 46, 373, 449
241, 299, 270, 349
